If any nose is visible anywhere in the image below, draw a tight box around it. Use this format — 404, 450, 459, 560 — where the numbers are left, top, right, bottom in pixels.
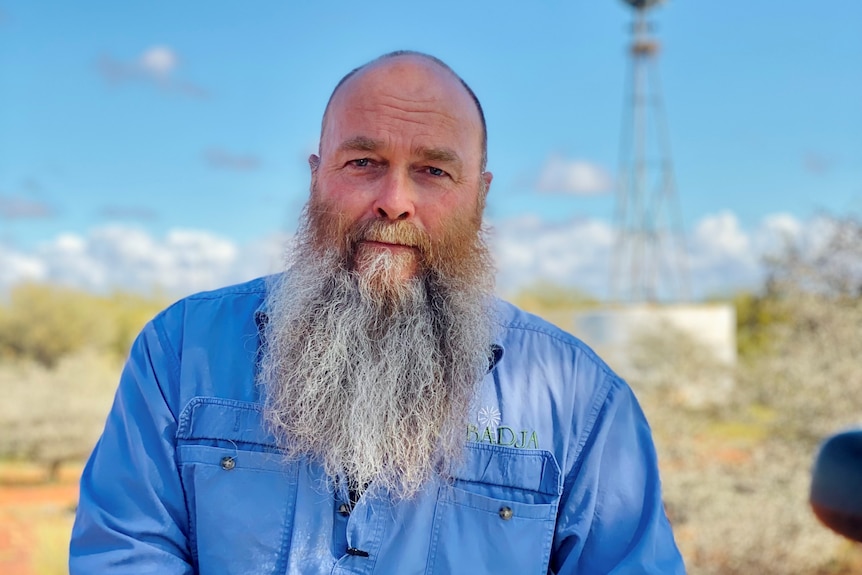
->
372, 171, 415, 221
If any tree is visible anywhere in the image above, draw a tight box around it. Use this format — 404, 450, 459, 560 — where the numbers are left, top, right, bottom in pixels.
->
626, 214, 862, 574
0, 283, 166, 367
742, 216, 862, 442
0, 350, 118, 481
0, 283, 111, 367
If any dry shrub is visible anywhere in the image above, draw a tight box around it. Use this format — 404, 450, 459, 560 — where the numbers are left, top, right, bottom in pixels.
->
743, 294, 862, 441
630, 215, 862, 574
630, 324, 858, 574
629, 320, 735, 410
0, 349, 119, 480
0, 283, 164, 478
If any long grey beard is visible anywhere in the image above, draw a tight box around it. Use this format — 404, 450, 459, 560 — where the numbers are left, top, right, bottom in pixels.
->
259, 243, 496, 500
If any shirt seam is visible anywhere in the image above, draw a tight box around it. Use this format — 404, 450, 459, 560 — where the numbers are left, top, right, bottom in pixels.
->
182, 284, 267, 301
152, 312, 183, 410
149, 310, 194, 567
561, 373, 615, 499
498, 320, 615, 380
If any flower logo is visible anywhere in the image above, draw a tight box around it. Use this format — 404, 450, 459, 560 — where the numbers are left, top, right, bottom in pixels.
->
478, 406, 501, 430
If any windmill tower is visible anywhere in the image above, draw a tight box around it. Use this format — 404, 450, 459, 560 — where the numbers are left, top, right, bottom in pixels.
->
575, 1, 736, 403
611, 0, 689, 302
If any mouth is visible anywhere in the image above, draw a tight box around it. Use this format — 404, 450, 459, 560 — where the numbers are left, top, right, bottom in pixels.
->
359, 240, 418, 253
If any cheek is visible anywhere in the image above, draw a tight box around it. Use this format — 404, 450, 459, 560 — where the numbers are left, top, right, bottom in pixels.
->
426, 193, 482, 233
313, 179, 368, 220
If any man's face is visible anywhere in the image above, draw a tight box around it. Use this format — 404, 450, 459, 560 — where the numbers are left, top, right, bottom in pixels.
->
309, 56, 493, 284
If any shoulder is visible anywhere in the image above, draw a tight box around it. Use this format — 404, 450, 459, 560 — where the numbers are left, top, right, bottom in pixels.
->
135, 276, 276, 407
155, 276, 272, 327
492, 298, 617, 381
488, 300, 643, 477
145, 276, 275, 361
164, 275, 271, 310
490, 298, 632, 427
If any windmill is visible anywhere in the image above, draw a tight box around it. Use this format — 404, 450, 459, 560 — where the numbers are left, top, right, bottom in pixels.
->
575, 1, 736, 400
611, 0, 689, 302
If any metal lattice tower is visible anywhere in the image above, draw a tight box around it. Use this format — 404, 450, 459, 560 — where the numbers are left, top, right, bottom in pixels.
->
611, 0, 689, 302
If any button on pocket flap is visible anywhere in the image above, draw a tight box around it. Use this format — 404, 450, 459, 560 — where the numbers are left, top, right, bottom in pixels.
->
455, 443, 561, 497
176, 397, 277, 447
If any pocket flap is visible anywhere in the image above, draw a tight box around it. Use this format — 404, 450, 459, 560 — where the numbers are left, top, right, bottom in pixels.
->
454, 443, 561, 497
176, 396, 278, 447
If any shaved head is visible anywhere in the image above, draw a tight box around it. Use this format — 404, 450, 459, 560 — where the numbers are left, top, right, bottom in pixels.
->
321, 51, 488, 170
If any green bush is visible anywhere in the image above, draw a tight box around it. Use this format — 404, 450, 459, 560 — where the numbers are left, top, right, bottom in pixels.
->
0, 283, 166, 368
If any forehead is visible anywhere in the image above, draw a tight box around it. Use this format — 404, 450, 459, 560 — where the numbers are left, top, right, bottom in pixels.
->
322, 57, 483, 158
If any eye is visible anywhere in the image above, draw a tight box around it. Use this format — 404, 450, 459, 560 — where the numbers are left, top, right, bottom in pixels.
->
426, 166, 446, 177
350, 158, 370, 167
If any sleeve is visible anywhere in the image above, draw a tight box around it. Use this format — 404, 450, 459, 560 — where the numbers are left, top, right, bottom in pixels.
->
69, 316, 193, 574
550, 377, 686, 574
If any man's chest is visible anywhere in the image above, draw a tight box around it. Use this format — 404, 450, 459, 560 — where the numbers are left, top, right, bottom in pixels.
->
176, 395, 564, 575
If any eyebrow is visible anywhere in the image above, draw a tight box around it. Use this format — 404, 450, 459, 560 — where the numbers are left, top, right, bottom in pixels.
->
336, 137, 463, 168
337, 136, 382, 154
417, 146, 462, 169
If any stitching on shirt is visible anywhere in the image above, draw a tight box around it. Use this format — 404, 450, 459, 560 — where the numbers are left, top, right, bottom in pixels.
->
424, 486, 445, 575
497, 319, 615, 381
439, 485, 558, 520
151, 316, 182, 421
177, 397, 274, 448
456, 443, 561, 496
275, 461, 300, 574
151, 310, 197, 567
451, 478, 557, 502
181, 277, 269, 302
562, 374, 615, 500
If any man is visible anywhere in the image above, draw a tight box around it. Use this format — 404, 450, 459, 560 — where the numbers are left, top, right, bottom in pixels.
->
70, 51, 685, 574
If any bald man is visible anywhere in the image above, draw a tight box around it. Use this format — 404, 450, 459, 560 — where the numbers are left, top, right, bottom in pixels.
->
70, 51, 685, 575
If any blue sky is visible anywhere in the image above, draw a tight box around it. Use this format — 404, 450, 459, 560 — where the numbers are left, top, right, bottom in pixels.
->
1, 1, 860, 299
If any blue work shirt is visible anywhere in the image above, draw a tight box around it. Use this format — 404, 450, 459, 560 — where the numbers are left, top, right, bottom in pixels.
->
70, 277, 685, 574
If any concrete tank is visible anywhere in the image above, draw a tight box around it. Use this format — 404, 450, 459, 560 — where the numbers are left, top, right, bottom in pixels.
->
572, 303, 737, 406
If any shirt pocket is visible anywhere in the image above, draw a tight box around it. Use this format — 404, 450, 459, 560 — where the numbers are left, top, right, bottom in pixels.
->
175, 397, 299, 575
427, 443, 561, 575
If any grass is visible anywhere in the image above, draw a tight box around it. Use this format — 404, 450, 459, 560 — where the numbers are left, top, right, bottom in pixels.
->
32, 514, 74, 575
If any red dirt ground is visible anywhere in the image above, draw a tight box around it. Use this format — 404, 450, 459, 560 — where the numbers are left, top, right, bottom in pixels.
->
0, 465, 80, 575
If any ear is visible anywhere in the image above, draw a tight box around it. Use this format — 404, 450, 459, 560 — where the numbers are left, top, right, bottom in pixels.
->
309, 154, 321, 174
481, 171, 493, 196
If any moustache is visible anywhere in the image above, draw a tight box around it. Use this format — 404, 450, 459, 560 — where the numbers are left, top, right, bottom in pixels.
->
350, 220, 433, 255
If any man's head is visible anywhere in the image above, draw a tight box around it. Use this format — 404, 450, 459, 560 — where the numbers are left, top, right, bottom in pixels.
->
307, 51, 493, 294
260, 53, 497, 500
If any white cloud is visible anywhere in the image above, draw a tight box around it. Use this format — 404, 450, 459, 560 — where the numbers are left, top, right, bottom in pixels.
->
0, 247, 46, 285
98, 45, 207, 99
232, 233, 291, 284
490, 216, 615, 296
683, 212, 761, 297
691, 211, 750, 259
0, 226, 284, 297
535, 155, 613, 196
139, 46, 177, 77
0, 213, 826, 301
752, 212, 801, 258
491, 211, 821, 300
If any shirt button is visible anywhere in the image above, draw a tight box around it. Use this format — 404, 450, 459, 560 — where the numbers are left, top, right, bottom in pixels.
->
338, 503, 351, 516
220, 456, 236, 470
499, 506, 513, 520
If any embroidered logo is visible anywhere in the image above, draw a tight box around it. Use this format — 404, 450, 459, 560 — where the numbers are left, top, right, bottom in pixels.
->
477, 406, 501, 430
467, 406, 539, 449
